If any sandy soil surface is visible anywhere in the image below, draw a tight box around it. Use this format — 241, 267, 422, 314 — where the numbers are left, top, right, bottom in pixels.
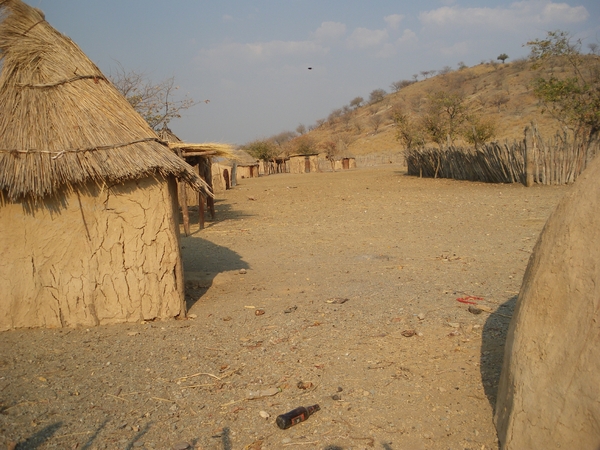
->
0, 165, 568, 450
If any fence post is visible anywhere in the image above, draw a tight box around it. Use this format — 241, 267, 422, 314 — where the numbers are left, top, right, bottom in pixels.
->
231, 162, 238, 187
524, 126, 534, 187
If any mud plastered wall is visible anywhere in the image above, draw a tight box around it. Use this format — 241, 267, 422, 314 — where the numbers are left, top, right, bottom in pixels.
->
494, 154, 600, 449
0, 176, 185, 330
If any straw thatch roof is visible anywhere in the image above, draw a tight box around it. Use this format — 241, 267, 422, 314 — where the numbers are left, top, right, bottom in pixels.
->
232, 149, 259, 166
0, 0, 209, 203
156, 127, 235, 159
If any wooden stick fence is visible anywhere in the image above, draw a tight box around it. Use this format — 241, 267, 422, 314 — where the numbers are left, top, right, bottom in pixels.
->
406, 126, 599, 185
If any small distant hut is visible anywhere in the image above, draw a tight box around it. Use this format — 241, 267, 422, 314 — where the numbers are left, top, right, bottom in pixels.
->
332, 155, 357, 171
0, 0, 210, 330
156, 127, 232, 234
212, 149, 259, 191
234, 150, 260, 180
289, 153, 320, 174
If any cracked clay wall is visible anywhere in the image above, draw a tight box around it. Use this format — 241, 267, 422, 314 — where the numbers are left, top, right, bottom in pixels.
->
0, 176, 185, 331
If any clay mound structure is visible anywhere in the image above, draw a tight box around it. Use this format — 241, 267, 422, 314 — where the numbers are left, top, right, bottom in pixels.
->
0, 0, 209, 330
494, 151, 600, 448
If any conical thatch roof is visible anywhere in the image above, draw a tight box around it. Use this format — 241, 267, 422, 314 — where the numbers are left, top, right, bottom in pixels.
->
231, 149, 259, 166
0, 0, 209, 203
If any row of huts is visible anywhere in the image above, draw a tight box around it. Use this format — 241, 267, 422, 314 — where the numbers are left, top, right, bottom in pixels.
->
212, 152, 357, 190
0, 0, 355, 331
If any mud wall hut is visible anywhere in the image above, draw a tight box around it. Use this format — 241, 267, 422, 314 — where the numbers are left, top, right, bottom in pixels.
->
0, 0, 210, 330
333, 156, 357, 171
234, 150, 260, 180
212, 149, 260, 192
288, 154, 320, 174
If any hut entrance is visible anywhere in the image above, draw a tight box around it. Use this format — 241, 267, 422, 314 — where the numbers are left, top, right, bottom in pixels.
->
342, 158, 350, 170
305, 157, 311, 173
223, 168, 230, 190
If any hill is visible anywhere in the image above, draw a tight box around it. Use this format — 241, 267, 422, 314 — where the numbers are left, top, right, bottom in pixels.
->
287, 56, 594, 157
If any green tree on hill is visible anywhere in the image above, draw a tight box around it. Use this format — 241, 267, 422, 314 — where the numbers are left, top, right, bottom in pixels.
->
393, 112, 426, 149
497, 53, 509, 63
526, 30, 600, 141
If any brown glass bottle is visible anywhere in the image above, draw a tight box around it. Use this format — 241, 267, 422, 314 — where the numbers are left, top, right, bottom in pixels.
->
275, 404, 320, 429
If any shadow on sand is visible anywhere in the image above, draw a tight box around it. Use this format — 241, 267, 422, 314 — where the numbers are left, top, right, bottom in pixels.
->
480, 295, 518, 408
15, 422, 62, 449
178, 196, 252, 310
14, 420, 188, 450
179, 198, 255, 236
180, 236, 249, 311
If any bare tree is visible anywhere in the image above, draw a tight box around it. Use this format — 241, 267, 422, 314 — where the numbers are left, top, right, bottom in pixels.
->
340, 112, 353, 131
368, 89, 387, 104
349, 96, 364, 109
390, 79, 415, 92
109, 63, 201, 130
271, 130, 296, 147
319, 141, 339, 170
296, 124, 306, 135
337, 132, 356, 153
369, 114, 384, 133
490, 93, 510, 112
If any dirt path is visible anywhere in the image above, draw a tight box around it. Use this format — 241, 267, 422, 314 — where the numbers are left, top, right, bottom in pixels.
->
0, 165, 568, 450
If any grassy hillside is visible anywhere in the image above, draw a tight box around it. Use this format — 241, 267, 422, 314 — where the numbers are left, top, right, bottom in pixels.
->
299, 57, 584, 156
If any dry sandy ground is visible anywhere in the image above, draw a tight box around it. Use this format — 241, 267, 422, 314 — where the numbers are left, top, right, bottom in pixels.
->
0, 165, 568, 450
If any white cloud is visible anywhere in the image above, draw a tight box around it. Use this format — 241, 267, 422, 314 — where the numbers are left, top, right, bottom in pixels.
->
347, 27, 389, 49
313, 21, 346, 41
384, 14, 405, 30
419, 1, 589, 29
536, 1, 589, 23
396, 29, 418, 46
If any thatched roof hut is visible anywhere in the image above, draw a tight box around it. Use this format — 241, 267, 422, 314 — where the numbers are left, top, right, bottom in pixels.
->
212, 149, 259, 191
288, 153, 320, 174
156, 127, 234, 233
0, 0, 206, 330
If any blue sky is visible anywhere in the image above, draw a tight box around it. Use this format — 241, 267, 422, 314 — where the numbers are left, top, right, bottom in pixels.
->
37, 0, 599, 145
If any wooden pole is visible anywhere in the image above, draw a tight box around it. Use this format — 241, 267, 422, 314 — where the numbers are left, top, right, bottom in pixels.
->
524, 126, 534, 187
198, 194, 205, 230
176, 149, 191, 236
202, 159, 216, 220
179, 181, 190, 236
231, 162, 238, 187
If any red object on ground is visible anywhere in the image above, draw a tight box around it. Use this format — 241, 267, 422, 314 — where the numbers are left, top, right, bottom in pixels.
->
456, 296, 484, 304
